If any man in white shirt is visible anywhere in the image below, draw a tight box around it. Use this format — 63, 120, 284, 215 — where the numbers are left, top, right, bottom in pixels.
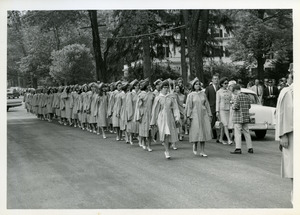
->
250, 79, 263, 103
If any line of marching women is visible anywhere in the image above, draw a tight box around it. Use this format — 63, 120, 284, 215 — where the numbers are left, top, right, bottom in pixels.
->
23, 76, 238, 159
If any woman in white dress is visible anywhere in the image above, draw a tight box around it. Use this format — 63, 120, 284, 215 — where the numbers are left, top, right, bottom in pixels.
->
150, 80, 180, 159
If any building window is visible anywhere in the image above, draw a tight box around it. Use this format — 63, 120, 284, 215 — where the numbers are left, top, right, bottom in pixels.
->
165, 46, 170, 58
224, 47, 230, 57
213, 29, 223, 38
156, 46, 170, 58
211, 46, 223, 57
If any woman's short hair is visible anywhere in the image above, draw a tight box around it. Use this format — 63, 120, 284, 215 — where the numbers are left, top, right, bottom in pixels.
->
232, 84, 241, 92
219, 77, 229, 85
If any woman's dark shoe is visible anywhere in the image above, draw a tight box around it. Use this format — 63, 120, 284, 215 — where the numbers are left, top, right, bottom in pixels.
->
230, 149, 242, 154
248, 148, 254, 154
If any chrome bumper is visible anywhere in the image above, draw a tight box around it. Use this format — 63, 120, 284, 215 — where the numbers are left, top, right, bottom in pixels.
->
248, 123, 275, 130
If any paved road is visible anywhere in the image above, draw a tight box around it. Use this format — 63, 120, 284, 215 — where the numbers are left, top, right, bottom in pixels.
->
7, 104, 292, 209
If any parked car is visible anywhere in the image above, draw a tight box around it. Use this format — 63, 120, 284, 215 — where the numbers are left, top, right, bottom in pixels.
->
241, 88, 276, 139
7, 99, 22, 111
7, 88, 20, 99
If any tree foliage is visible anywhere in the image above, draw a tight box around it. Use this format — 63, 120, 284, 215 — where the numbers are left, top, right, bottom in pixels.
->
228, 9, 293, 79
49, 44, 95, 85
7, 9, 293, 87
110, 10, 179, 82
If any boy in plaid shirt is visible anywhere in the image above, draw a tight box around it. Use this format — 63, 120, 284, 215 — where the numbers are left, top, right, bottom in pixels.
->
230, 84, 253, 154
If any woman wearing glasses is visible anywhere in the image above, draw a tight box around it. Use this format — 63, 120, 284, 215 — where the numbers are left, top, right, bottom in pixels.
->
216, 77, 233, 145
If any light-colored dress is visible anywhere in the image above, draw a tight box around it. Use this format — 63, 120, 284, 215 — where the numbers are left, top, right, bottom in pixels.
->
60, 92, 66, 118
71, 92, 79, 120
37, 94, 42, 115
85, 91, 93, 123
112, 90, 121, 127
228, 94, 237, 129
46, 93, 54, 114
62, 91, 72, 120
42, 94, 47, 115
55, 93, 61, 117
32, 94, 38, 114
106, 91, 114, 125
126, 90, 139, 134
118, 91, 127, 131
151, 93, 180, 143
80, 92, 85, 123
185, 91, 212, 142
216, 88, 232, 126
96, 94, 108, 127
89, 92, 98, 124
174, 92, 186, 131
52, 93, 58, 114
78, 92, 84, 122
136, 91, 155, 137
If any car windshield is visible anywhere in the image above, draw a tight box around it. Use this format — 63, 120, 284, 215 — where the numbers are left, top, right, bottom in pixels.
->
242, 93, 260, 105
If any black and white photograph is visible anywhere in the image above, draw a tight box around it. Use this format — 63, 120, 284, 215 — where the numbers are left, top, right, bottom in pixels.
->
1, 0, 299, 214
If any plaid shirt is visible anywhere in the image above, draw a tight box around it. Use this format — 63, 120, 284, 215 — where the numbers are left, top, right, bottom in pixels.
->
232, 93, 251, 124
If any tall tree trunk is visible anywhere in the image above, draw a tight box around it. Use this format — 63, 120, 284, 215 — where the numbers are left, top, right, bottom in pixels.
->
53, 26, 60, 50
257, 55, 266, 80
183, 10, 194, 79
256, 9, 266, 80
33, 77, 38, 89
142, 36, 151, 81
183, 10, 209, 81
180, 19, 188, 84
195, 10, 209, 82
88, 10, 107, 82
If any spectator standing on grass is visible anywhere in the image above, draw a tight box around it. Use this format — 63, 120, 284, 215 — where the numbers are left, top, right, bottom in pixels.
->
230, 84, 253, 154
275, 72, 293, 205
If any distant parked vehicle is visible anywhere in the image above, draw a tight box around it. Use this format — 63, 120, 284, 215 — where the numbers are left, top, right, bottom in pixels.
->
7, 88, 20, 99
7, 98, 22, 111
241, 88, 276, 139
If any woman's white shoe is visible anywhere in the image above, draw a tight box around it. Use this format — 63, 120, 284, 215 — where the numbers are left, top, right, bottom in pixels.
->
164, 151, 171, 159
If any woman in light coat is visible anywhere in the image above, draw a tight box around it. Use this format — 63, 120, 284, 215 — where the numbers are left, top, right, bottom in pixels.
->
136, 79, 155, 151
185, 78, 212, 157
96, 83, 108, 139
109, 81, 122, 140
126, 80, 139, 145
216, 77, 233, 145
150, 80, 180, 159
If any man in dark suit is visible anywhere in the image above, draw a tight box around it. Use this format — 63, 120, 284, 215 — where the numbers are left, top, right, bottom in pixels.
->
263, 80, 279, 107
205, 74, 219, 139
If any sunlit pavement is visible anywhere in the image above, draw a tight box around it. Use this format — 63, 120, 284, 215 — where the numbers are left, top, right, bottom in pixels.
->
7, 104, 292, 209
